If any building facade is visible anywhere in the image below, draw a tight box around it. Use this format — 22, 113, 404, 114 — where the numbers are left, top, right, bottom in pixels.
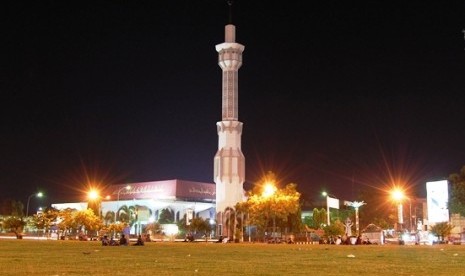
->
52, 180, 216, 236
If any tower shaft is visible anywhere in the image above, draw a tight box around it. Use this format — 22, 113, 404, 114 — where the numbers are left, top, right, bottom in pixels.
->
214, 24, 245, 228
216, 25, 244, 121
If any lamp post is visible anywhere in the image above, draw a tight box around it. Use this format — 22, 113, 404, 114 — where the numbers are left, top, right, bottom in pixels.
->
322, 192, 339, 226
408, 199, 412, 232
391, 188, 405, 232
26, 192, 43, 217
116, 185, 131, 222
247, 212, 251, 242
263, 182, 276, 241
403, 197, 413, 232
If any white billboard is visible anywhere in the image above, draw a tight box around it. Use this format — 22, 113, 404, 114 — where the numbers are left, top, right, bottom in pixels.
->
327, 196, 339, 209
426, 180, 449, 223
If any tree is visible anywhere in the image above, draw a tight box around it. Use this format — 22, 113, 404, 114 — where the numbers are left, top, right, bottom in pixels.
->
117, 205, 130, 223
189, 217, 212, 242
0, 199, 24, 217
323, 220, 345, 240
3, 216, 26, 239
0, 199, 29, 239
312, 208, 327, 229
128, 205, 138, 229
240, 175, 301, 241
430, 222, 453, 242
145, 222, 164, 240
103, 211, 115, 225
222, 207, 236, 240
73, 209, 103, 237
32, 207, 59, 238
106, 222, 127, 239
177, 214, 188, 236
448, 166, 465, 216
57, 208, 77, 239
158, 208, 175, 224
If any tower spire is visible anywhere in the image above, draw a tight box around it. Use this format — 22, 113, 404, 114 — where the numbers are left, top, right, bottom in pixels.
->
227, 0, 234, 24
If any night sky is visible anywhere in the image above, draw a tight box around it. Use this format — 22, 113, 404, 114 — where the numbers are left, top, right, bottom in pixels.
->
2, 1, 465, 211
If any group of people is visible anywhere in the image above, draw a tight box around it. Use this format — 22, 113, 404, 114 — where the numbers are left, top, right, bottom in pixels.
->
101, 234, 145, 246
326, 235, 372, 245
101, 235, 120, 246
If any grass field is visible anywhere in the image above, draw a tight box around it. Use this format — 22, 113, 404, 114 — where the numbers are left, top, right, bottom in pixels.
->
0, 239, 464, 275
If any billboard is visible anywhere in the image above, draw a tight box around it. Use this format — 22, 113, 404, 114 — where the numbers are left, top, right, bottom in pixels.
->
327, 196, 340, 209
426, 180, 449, 223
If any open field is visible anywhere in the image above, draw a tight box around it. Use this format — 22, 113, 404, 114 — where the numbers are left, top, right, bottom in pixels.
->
0, 239, 464, 275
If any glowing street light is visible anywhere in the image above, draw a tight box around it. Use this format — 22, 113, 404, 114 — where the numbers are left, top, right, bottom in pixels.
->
263, 182, 276, 198
87, 189, 106, 218
26, 192, 43, 217
391, 188, 405, 231
116, 185, 131, 222
88, 189, 99, 200
262, 182, 277, 241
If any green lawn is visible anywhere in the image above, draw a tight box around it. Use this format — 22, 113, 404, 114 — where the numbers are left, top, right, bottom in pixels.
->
0, 239, 464, 275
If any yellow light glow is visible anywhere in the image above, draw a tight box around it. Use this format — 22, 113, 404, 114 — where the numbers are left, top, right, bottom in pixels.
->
88, 189, 99, 200
263, 182, 276, 197
391, 188, 405, 201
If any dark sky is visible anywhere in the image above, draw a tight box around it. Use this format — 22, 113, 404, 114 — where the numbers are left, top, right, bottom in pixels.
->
2, 1, 465, 210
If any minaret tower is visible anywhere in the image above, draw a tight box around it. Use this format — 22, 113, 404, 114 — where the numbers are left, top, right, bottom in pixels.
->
214, 1, 245, 236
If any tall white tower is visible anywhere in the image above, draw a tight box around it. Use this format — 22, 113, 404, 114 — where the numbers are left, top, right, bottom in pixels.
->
214, 20, 245, 236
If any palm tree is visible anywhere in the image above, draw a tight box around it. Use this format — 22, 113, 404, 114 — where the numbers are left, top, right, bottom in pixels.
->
159, 208, 175, 224
104, 211, 115, 225
223, 207, 236, 241
117, 205, 130, 223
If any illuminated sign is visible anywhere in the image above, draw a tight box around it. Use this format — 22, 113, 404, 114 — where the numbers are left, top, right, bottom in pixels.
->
426, 180, 449, 223
111, 180, 216, 201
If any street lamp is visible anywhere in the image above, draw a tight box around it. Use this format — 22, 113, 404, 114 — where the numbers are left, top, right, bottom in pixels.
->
26, 192, 43, 217
263, 182, 277, 241
116, 185, 131, 222
391, 188, 405, 232
322, 191, 339, 226
87, 189, 102, 217
408, 198, 413, 232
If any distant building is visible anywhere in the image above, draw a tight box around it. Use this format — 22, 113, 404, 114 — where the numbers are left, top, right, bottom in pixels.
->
52, 179, 216, 235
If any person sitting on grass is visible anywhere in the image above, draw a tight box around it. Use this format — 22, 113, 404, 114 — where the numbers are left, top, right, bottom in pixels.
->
101, 235, 109, 246
133, 235, 144, 246
119, 234, 128, 246
109, 237, 118, 246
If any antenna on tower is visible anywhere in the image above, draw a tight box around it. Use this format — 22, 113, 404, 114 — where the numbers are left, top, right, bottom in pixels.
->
227, 0, 234, 24
463, 29, 465, 50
